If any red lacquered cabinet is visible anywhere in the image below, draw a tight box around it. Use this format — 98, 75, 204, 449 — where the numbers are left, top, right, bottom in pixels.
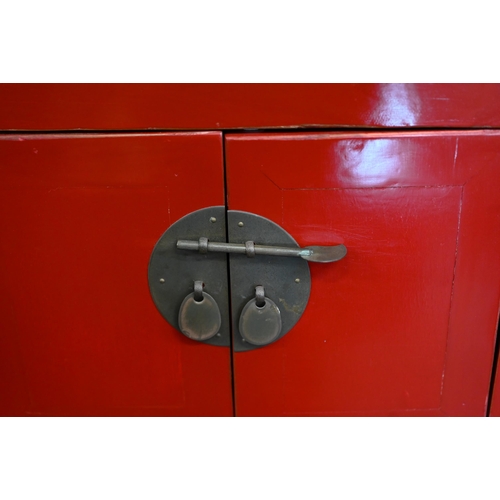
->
1, 84, 500, 416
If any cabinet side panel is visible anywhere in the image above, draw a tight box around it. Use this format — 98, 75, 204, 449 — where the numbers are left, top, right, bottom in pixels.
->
441, 136, 500, 415
489, 354, 500, 416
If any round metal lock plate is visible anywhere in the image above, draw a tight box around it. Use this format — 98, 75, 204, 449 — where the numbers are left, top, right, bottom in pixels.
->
239, 296, 282, 346
148, 206, 312, 350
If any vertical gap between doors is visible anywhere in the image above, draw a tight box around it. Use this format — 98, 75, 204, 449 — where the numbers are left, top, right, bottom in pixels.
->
222, 133, 237, 417
486, 316, 500, 415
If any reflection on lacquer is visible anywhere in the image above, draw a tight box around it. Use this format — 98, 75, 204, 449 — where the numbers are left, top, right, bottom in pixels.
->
374, 83, 421, 126
328, 85, 422, 187
334, 139, 403, 187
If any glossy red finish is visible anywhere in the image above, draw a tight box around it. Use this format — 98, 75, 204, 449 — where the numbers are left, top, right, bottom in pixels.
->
0, 132, 233, 416
1, 84, 500, 131
2, 84, 500, 417
226, 130, 500, 416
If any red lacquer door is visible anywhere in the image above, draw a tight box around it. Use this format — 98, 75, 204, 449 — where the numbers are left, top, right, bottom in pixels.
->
0, 132, 233, 416
226, 131, 500, 416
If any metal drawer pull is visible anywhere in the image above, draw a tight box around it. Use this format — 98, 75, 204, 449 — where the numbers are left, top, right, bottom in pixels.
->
178, 280, 222, 342
177, 238, 347, 263
239, 286, 282, 346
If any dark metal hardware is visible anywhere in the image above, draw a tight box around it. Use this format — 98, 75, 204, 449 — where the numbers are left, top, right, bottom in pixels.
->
177, 238, 347, 263
226, 210, 312, 352
148, 206, 346, 351
178, 280, 222, 342
148, 206, 230, 347
239, 286, 282, 346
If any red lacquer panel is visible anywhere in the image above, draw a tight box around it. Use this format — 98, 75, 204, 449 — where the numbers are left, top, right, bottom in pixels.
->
1, 84, 500, 131
226, 131, 500, 416
0, 132, 233, 416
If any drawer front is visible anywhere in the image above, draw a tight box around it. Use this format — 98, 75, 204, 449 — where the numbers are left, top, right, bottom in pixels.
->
0, 132, 233, 416
226, 131, 500, 416
1, 84, 500, 130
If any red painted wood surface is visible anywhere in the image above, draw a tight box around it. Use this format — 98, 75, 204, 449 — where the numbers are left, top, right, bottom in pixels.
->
1, 84, 500, 131
226, 130, 500, 416
0, 132, 233, 416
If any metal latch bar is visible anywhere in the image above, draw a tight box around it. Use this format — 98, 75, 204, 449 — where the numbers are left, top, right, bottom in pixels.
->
176, 238, 347, 263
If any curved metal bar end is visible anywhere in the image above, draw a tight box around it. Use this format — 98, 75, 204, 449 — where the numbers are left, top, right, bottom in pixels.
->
301, 244, 347, 263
